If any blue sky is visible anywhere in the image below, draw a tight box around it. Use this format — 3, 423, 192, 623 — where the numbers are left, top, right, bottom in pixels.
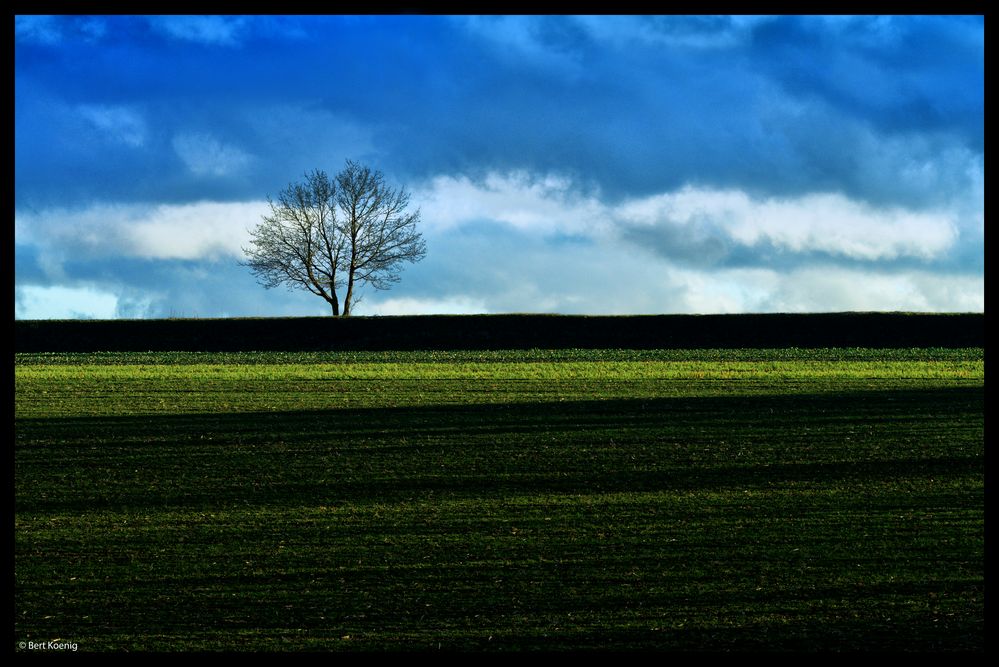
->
14, 15, 984, 318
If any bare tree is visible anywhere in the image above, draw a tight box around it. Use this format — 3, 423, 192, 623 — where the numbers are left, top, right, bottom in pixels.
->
336, 160, 427, 316
242, 161, 426, 316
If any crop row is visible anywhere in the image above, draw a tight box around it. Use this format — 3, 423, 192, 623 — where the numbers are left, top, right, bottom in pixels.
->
14, 347, 985, 366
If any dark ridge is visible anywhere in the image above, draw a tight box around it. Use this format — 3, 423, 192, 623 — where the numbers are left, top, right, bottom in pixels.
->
13, 312, 984, 353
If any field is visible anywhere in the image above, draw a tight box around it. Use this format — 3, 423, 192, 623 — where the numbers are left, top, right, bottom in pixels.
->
14, 347, 984, 652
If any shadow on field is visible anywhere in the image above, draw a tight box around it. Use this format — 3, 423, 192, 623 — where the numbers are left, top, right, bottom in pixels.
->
16, 386, 983, 512
466, 618, 984, 652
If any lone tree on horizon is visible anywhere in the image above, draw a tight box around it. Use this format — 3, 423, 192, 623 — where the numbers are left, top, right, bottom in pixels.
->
242, 160, 426, 316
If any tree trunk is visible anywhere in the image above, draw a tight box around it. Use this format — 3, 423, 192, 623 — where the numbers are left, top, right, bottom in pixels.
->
329, 294, 340, 317
342, 273, 355, 317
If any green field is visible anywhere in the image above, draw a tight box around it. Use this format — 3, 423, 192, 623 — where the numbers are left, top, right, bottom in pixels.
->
14, 348, 985, 652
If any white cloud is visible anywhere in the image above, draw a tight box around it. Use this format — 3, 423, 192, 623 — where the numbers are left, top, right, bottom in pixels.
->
401, 251, 980, 316
760, 266, 984, 313
16, 201, 268, 261
414, 171, 609, 236
172, 132, 253, 177
664, 266, 780, 314
634, 264, 983, 314
124, 202, 268, 260
416, 171, 958, 263
643, 264, 983, 315
360, 296, 490, 316
78, 104, 147, 147
359, 227, 981, 316
399, 171, 978, 315
618, 186, 958, 261
149, 15, 250, 46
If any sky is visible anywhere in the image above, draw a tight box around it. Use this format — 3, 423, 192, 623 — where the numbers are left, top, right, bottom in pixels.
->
14, 14, 984, 319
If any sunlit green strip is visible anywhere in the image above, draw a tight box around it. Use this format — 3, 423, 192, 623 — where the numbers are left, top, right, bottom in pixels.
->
13, 360, 986, 382
13, 347, 985, 366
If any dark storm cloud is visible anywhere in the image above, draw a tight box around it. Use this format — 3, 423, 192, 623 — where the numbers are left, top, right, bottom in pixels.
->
14, 15, 984, 209
747, 15, 983, 147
